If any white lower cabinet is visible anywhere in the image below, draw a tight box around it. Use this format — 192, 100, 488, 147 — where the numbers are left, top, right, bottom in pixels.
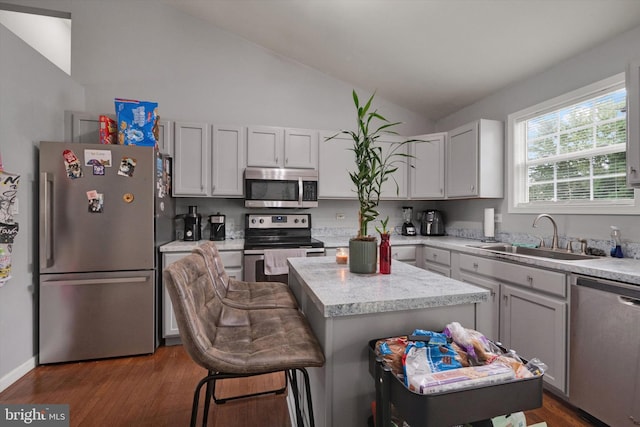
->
500, 284, 566, 392
459, 272, 500, 342
162, 249, 243, 342
458, 253, 567, 393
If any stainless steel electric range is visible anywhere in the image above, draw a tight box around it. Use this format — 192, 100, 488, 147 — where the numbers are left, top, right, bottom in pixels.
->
243, 213, 325, 282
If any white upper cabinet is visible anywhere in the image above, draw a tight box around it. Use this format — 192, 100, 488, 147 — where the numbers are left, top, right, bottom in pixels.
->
174, 123, 245, 197
446, 119, 504, 198
379, 135, 408, 199
409, 132, 446, 199
247, 126, 318, 169
318, 132, 408, 199
173, 122, 210, 196
156, 119, 172, 156
247, 125, 283, 167
211, 125, 246, 196
69, 112, 101, 144
318, 131, 355, 198
284, 128, 318, 169
626, 59, 640, 187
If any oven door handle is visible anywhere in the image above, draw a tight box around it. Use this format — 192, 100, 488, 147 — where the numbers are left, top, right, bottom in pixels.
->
298, 177, 303, 206
243, 247, 325, 256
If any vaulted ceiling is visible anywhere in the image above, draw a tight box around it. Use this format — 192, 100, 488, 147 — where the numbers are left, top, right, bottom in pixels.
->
167, 0, 640, 120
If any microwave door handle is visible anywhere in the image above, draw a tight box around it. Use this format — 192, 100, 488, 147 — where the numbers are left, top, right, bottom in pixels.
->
298, 177, 303, 206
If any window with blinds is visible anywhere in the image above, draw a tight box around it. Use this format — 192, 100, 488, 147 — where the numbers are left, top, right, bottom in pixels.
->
508, 74, 639, 214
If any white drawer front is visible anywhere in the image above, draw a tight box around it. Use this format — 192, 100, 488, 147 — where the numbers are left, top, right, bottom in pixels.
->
423, 246, 451, 267
459, 254, 566, 298
392, 245, 417, 261
219, 250, 243, 268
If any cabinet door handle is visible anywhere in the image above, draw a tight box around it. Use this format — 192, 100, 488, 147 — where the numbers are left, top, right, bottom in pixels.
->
526, 275, 533, 285
285, 157, 288, 165
432, 254, 438, 260
630, 166, 638, 174
473, 262, 479, 269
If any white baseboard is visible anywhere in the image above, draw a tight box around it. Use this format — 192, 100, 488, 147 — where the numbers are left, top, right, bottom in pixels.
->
0, 357, 36, 393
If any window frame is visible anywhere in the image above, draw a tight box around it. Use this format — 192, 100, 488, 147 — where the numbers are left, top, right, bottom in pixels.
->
507, 73, 640, 215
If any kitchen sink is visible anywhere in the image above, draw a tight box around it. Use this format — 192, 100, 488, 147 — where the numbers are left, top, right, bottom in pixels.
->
468, 243, 598, 260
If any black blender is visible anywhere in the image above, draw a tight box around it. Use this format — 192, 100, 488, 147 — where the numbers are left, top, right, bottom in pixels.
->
401, 206, 416, 236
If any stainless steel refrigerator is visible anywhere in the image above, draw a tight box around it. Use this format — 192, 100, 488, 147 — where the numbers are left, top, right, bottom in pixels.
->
38, 141, 174, 364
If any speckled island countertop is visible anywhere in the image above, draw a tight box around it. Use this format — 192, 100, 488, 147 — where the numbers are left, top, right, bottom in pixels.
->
287, 256, 489, 318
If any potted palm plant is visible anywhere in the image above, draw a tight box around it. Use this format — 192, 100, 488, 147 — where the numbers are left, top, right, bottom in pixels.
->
327, 90, 418, 273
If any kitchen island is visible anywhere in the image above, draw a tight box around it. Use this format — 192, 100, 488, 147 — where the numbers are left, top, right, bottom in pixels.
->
287, 256, 489, 427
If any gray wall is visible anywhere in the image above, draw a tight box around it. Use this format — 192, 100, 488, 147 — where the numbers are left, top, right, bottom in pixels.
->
434, 25, 640, 243
0, 24, 83, 388
0, 0, 431, 390
3, 0, 640, 391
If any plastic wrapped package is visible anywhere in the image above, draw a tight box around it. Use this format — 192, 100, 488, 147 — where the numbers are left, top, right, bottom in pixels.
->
407, 363, 515, 394
114, 98, 159, 147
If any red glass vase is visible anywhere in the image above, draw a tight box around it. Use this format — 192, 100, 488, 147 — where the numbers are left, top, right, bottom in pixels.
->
379, 233, 391, 274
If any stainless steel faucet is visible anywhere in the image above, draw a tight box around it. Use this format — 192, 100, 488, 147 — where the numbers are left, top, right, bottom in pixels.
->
532, 214, 559, 250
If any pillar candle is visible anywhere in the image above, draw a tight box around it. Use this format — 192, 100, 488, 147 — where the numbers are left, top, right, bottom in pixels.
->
484, 208, 495, 238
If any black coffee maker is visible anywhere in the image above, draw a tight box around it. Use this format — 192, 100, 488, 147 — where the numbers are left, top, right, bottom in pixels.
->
208, 212, 226, 241
183, 205, 202, 241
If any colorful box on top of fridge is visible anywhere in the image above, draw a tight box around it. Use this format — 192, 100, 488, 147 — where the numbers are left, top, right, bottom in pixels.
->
114, 98, 159, 147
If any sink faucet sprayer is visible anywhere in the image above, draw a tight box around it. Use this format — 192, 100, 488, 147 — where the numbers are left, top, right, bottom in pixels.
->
532, 214, 559, 250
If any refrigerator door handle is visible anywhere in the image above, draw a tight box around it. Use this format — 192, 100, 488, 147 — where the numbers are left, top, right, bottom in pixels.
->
42, 277, 148, 286
39, 172, 54, 268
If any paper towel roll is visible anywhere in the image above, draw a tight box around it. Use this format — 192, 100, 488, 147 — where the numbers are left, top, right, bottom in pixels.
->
484, 208, 495, 238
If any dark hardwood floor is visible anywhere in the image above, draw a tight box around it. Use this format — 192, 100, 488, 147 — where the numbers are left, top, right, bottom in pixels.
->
0, 345, 598, 426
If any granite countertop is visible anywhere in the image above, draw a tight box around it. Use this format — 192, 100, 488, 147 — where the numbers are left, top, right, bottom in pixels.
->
288, 256, 489, 318
159, 235, 640, 285
159, 239, 245, 252
321, 235, 640, 286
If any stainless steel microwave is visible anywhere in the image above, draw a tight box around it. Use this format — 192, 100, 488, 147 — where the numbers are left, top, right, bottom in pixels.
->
244, 167, 318, 208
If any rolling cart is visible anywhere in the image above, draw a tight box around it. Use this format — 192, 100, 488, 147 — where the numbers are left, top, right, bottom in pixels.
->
368, 339, 544, 427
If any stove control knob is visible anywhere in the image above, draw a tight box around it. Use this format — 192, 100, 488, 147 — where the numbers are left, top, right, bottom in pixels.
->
301, 218, 306, 223
294, 219, 299, 223
251, 218, 256, 224
259, 218, 264, 224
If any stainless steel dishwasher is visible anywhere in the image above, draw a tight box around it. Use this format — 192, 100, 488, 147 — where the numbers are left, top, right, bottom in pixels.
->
570, 275, 640, 426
